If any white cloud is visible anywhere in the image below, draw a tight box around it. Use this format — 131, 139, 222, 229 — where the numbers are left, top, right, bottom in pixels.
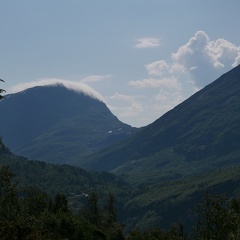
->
171, 31, 240, 87
135, 38, 161, 49
118, 101, 144, 117
80, 74, 112, 83
140, 31, 240, 89
10, 78, 105, 102
125, 101, 143, 116
146, 60, 185, 77
125, 30, 240, 126
153, 90, 184, 111
107, 99, 145, 126
106, 92, 145, 122
234, 52, 240, 67
129, 77, 181, 90
109, 93, 142, 102
145, 60, 170, 76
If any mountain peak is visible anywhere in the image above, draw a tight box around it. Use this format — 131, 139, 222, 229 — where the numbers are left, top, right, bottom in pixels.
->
0, 85, 137, 164
10, 79, 105, 102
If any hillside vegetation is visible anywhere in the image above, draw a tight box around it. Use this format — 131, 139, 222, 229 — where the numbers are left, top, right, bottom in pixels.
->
1, 144, 240, 234
1, 156, 240, 239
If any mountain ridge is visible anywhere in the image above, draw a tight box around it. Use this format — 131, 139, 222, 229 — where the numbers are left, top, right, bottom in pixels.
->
82, 65, 240, 180
0, 84, 138, 164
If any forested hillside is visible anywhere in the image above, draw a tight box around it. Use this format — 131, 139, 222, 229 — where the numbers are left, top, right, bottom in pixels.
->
1, 143, 240, 237
1, 161, 240, 239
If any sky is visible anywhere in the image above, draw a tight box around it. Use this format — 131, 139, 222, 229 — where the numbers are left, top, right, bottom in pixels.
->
1, 0, 240, 127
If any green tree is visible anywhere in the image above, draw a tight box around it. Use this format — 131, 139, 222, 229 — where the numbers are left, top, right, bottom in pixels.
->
0, 166, 20, 221
0, 137, 5, 150
0, 79, 5, 149
88, 192, 100, 227
104, 192, 117, 222
193, 191, 240, 240
20, 186, 48, 218
0, 78, 5, 100
50, 193, 69, 213
101, 192, 117, 229
101, 192, 124, 240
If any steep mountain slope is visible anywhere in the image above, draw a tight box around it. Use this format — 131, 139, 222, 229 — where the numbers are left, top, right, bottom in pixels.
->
84, 65, 240, 180
0, 84, 137, 164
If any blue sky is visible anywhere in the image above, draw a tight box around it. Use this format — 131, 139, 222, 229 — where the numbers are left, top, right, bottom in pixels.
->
1, 1, 240, 127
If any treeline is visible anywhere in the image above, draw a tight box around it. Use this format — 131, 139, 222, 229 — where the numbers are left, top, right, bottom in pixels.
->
0, 166, 124, 240
1, 165, 240, 239
0, 165, 123, 240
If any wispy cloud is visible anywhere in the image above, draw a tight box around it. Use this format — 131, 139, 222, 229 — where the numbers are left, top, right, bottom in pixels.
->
152, 90, 185, 113
134, 38, 161, 49
121, 101, 144, 117
107, 92, 144, 121
80, 74, 112, 83
10, 78, 105, 102
108, 101, 144, 118
129, 77, 181, 90
109, 92, 142, 101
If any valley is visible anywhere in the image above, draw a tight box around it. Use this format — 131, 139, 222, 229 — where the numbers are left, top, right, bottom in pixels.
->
1, 65, 240, 236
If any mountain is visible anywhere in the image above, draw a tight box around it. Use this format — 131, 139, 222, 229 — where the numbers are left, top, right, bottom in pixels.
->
83, 65, 240, 181
0, 84, 138, 164
1, 65, 240, 231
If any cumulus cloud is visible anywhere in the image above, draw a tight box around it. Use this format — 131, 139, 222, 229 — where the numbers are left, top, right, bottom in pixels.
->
10, 78, 105, 102
139, 31, 240, 89
125, 31, 240, 126
171, 31, 240, 87
145, 60, 170, 76
135, 38, 161, 49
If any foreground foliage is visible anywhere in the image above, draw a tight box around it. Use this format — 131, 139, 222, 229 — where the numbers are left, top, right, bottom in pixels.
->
1, 165, 240, 239
0, 165, 124, 239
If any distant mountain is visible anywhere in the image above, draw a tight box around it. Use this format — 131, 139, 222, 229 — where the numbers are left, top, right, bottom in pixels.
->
84, 65, 240, 181
0, 84, 138, 164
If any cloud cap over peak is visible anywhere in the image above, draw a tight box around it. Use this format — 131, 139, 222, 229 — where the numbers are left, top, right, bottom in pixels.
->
10, 78, 105, 102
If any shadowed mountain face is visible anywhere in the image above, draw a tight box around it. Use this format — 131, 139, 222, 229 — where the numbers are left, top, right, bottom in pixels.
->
84, 65, 240, 178
0, 85, 137, 164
